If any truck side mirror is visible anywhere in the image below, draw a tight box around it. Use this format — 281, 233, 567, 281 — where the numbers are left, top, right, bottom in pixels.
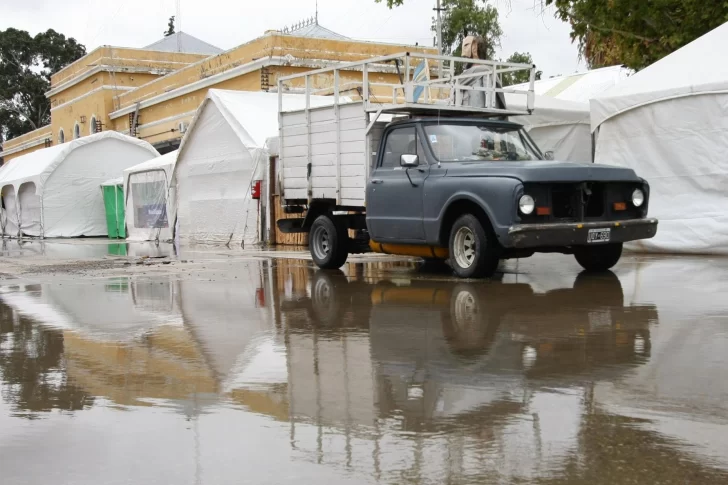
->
401, 154, 419, 168
544, 151, 555, 160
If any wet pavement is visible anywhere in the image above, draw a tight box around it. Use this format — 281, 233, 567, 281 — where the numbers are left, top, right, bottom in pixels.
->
1, 245, 728, 484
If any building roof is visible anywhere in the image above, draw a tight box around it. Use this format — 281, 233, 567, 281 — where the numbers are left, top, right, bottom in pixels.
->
144, 32, 223, 55
281, 17, 349, 40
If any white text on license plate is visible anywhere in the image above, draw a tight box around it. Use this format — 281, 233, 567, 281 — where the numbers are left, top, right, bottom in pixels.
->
587, 228, 611, 243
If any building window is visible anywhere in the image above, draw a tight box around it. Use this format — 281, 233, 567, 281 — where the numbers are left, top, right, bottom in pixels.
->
90, 116, 97, 134
74, 123, 80, 139
58, 129, 65, 144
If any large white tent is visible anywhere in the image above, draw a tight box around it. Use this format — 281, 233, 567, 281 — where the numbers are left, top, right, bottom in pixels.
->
591, 22, 728, 254
0, 132, 158, 238
508, 94, 591, 162
172, 89, 333, 246
123, 150, 178, 242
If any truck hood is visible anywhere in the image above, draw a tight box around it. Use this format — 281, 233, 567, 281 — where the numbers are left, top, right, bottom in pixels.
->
443, 161, 642, 183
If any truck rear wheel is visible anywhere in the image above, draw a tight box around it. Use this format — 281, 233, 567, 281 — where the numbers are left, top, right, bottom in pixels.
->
574, 243, 623, 272
448, 214, 500, 278
310, 214, 349, 269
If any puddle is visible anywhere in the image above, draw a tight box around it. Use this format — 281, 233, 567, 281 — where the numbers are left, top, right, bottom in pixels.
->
1, 256, 728, 484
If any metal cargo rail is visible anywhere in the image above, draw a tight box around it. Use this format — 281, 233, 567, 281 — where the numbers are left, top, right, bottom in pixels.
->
276, 51, 536, 118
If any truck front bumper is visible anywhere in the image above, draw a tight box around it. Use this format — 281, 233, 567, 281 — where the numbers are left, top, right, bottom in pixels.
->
508, 218, 658, 249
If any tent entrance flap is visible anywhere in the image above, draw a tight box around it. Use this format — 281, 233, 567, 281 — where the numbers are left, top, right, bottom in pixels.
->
102, 184, 126, 238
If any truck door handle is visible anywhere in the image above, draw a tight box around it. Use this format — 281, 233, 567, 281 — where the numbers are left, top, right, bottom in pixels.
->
371, 179, 383, 184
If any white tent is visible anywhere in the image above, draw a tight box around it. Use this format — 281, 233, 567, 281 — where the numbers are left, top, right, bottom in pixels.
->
591, 22, 728, 254
0, 132, 158, 238
123, 150, 178, 242
172, 89, 334, 246
508, 94, 591, 162
510, 65, 632, 103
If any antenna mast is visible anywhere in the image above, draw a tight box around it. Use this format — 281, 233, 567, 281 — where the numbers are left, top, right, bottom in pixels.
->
176, 0, 182, 52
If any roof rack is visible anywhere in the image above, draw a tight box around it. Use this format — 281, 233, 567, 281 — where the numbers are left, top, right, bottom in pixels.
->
277, 51, 536, 119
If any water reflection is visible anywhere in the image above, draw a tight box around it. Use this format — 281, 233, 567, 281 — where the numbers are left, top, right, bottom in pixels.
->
0, 257, 727, 484
0, 288, 93, 416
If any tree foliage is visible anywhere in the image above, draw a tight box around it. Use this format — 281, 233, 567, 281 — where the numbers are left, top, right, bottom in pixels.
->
378, 0, 728, 71
165, 16, 176, 37
545, 0, 728, 70
0, 28, 85, 151
501, 52, 542, 86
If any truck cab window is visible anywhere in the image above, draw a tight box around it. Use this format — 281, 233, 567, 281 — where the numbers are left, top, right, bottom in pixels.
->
380, 127, 416, 169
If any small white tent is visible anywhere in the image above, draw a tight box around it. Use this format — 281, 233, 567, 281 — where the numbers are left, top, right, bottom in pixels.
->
123, 150, 178, 242
591, 22, 728, 254
508, 94, 591, 162
172, 89, 334, 246
510, 65, 632, 103
0, 132, 158, 238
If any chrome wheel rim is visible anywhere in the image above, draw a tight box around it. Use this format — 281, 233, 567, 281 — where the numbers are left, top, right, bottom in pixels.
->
311, 225, 331, 261
312, 276, 332, 307
453, 227, 476, 269
453, 289, 478, 329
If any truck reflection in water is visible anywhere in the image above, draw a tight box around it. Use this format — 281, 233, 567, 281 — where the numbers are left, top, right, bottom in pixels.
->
282, 268, 655, 429
275, 265, 666, 482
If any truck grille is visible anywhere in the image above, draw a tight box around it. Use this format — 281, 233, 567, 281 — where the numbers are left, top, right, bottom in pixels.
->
521, 182, 646, 224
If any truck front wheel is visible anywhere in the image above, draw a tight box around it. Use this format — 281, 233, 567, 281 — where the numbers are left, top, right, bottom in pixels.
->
574, 243, 623, 272
310, 214, 349, 269
448, 214, 500, 278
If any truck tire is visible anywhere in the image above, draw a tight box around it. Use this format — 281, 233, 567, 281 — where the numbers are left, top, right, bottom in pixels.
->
448, 214, 500, 278
310, 214, 349, 269
574, 243, 623, 272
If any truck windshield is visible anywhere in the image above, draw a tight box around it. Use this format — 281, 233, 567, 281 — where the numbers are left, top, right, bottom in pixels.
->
423, 124, 541, 162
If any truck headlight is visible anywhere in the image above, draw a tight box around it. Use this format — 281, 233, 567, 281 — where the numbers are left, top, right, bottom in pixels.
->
632, 189, 645, 207
519, 195, 535, 215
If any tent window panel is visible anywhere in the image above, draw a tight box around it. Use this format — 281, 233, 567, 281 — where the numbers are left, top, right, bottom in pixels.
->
130, 170, 169, 229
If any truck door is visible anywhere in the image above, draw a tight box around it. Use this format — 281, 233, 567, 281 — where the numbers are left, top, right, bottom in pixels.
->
367, 126, 428, 242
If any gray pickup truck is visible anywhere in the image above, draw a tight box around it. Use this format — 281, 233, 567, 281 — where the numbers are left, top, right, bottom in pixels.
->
296, 117, 658, 277
275, 54, 657, 278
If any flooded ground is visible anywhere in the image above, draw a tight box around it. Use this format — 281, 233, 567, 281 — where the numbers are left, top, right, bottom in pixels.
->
1, 241, 727, 484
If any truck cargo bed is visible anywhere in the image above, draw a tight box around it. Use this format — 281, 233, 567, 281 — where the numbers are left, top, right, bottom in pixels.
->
280, 102, 384, 206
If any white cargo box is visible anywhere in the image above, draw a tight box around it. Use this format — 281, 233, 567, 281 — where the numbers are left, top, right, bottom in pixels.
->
280, 102, 386, 206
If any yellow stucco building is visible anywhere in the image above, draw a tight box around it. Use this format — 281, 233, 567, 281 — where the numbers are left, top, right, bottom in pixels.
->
2, 19, 435, 162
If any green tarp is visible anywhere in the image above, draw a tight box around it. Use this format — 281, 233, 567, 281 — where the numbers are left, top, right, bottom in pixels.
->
101, 182, 126, 238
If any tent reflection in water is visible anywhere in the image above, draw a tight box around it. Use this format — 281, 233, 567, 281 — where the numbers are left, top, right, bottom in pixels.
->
123, 150, 178, 242
0, 132, 158, 238
591, 22, 728, 254
172, 89, 334, 246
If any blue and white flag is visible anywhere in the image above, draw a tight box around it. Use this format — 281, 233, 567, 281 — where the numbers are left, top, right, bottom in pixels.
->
412, 60, 429, 102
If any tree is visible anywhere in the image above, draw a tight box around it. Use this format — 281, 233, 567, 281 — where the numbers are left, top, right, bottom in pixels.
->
0, 28, 85, 154
545, 0, 728, 70
501, 52, 542, 86
165, 16, 176, 37
433, 0, 502, 58
378, 0, 728, 71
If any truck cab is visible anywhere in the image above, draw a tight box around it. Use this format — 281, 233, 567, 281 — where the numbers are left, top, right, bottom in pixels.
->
276, 52, 658, 278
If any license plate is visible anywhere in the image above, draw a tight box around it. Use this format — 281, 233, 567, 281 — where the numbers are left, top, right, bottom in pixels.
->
587, 228, 611, 243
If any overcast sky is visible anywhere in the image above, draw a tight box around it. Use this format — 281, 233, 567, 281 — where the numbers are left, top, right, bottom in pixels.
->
1, 0, 584, 78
